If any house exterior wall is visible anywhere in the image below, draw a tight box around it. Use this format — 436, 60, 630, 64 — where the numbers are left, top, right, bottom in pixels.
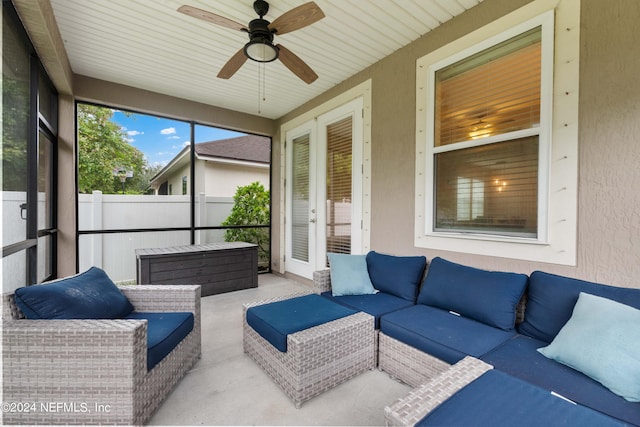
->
202, 161, 270, 198
152, 160, 268, 198
274, 0, 640, 289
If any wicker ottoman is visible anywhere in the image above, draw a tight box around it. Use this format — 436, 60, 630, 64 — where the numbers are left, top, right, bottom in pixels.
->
243, 293, 376, 408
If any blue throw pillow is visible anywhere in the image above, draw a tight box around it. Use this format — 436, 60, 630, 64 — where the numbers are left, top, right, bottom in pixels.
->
14, 267, 134, 319
365, 251, 427, 302
538, 292, 640, 402
328, 253, 376, 296
519, 271, 640, 343
417, 257, 528, 331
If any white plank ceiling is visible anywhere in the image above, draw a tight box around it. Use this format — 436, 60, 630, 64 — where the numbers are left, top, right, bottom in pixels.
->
50, 0, 483, 119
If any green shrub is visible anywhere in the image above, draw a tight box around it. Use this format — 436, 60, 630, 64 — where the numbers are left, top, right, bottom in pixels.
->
222, 182, 270, 269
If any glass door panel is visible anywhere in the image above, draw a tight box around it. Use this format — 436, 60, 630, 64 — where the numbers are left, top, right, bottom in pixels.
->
291, 134, 311, 262
326, 117, 352, 256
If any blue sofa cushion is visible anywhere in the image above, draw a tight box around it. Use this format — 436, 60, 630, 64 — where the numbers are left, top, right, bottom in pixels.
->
125, 311, 194, 371
321, 290, 414, 329
417, 257, 528, 331
538, 293, 640, 402
481, 335, 640, 426
366, 251, 427, 302
416, 370, 626, 427
14, 267, 134, 320
246, 294, 358, 352
380, 305, 515, 364
519, 271, 640, 343
327, 253, 376, 296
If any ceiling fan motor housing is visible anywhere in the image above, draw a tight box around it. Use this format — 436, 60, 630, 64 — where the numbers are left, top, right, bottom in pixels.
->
244, 18, 278, 62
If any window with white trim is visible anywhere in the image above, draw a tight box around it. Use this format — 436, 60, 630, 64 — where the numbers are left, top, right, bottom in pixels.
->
415, 4, 579, 266
430, 24, 547, 239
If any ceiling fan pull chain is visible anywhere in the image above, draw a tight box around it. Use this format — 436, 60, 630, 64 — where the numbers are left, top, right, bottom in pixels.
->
258, 62, 262, 114
262, 62, 267, 102
257, 62, 267, 114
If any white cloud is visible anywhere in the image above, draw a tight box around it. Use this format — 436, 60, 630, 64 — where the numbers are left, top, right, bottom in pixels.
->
160, 127, 176, 135
126, 138, 135, 143
127, 130, 144, 136
168, 135, 180, 140
182, 141, 191, 147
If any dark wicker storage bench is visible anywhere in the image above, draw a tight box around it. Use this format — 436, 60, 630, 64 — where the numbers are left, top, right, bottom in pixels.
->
136, 242, 258, 296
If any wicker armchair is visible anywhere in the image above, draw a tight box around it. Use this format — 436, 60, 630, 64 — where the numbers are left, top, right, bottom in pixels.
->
2, 284, 201, 425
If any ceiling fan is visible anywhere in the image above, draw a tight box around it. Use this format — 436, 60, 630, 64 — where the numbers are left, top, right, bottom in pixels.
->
178, 1, 325, 84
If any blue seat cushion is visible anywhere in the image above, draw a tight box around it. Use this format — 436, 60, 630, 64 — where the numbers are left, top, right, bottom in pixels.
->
417, 257, 528, 331
519, 271, 640, 343
416, 370, 626, 427
321, 290, 414, 329
366, 251, 427, 302
14, 267, 134, 319
380, 305, 515, 364
125, 311, 194, 371
481, 335, 640, 426
246, 294, 358, 352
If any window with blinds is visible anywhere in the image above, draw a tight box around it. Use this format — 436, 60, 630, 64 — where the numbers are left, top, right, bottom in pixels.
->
326, 117, 352, 255
431, 26, 542, 238
291, 134, 310, 262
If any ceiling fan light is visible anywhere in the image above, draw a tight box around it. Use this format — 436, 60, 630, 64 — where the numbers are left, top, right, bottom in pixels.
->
244, 39, 279, 62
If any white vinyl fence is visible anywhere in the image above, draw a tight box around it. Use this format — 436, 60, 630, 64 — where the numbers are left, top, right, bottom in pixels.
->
2, 191, 49, 292
78, 191, 234, 282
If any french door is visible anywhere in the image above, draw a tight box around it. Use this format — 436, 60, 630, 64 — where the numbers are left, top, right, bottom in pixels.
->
285, 98, 364, 278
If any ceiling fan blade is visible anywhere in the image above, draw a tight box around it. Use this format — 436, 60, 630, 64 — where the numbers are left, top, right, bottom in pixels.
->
178, 5, 247, 32
268, 2, 325, 35
276, 44, 318, 84
217, 48, 249, 79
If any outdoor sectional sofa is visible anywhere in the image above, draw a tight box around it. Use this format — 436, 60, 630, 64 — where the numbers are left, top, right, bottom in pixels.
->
314, 253, 640, 426
2, 267, 201, 425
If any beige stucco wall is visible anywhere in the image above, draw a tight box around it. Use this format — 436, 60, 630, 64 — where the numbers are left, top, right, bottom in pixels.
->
202, 162, 270, 198
274, 0, 640, 289
56, 94, 77, 277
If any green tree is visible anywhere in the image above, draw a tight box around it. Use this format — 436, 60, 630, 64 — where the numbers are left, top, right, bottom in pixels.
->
222, 182, 270, 269
2, 77, 29, 192
77, 104, 145, 194
130, 163, 164, 194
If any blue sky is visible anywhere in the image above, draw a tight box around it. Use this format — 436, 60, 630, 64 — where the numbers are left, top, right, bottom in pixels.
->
112, 110, 246, 168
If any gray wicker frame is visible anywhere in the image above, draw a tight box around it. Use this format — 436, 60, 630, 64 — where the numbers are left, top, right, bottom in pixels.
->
313, 269, 382, 365
312, 269, 333, 294
2, 284, 201, 425
384, 356, 493, 426
243, 293, 376, 408
378, 332, 451, 388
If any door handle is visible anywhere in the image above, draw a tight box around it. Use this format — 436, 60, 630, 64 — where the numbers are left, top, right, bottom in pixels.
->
309, 218, 316, 223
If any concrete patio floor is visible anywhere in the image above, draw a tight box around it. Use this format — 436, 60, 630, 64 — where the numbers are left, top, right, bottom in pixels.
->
148, 273, 411, 426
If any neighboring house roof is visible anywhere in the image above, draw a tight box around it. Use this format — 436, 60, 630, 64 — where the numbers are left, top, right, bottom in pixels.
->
196, 135, 270, 164
149, 134, 270, 187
